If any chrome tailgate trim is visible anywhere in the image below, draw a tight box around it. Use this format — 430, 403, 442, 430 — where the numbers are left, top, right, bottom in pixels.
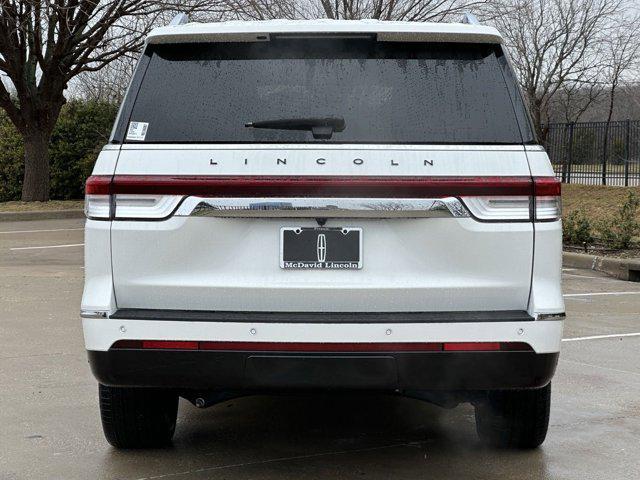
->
174, 197, 469, 218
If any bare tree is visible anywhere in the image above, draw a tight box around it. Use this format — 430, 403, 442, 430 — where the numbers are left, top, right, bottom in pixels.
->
486, 0, 625, 140
0, 0, 225, 201
228, 0, 489, 21
317, 0, 490, 20
73, 54, 137, 103
598, 15, 640, 181
619, 82, 640, 119
601, 17, 640, 126
549, 75, 605, 123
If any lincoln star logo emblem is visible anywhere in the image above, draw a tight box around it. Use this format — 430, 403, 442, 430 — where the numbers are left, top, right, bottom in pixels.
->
316, 234, 327, 262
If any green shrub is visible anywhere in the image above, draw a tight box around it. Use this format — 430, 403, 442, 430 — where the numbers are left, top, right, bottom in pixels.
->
0, 100, 118, 201
49, 100, 118, 199
563, 209, 594, 246
596, 191, 640, 249
0, 116, 23, 201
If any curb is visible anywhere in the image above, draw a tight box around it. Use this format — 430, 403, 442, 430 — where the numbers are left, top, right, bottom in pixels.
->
0, 209, 85, 222
563, 251, 640, 282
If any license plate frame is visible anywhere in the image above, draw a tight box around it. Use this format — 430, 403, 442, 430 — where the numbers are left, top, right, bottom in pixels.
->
280, 227, 363, 270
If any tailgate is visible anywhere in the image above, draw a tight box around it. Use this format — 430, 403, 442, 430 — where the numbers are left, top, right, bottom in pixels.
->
109, 145, 534, 312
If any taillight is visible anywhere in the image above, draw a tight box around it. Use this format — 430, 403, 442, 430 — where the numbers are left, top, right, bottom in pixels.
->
533, 177, 562, 221
461, 196, 531, 221
88, 175, 537, 198
85, 176, 112, 220
114, 194, 182, 219
462, 177, 560, 222
85, 175, 561, 222
85, 176, 181, 220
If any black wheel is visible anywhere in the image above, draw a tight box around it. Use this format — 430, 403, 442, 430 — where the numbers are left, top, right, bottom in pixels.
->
99, 384, 179, 449
474, 383, 551, 449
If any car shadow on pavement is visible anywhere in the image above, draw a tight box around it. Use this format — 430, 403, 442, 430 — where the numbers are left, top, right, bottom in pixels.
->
97, 393, 551, 480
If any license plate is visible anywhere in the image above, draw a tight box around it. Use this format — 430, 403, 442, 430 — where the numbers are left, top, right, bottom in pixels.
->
280, 227, 362, 269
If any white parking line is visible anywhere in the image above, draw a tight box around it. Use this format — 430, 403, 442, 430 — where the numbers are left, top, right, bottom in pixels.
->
561, 358, 640, 377
563, 332, 640, 342
10, 243, 84, 251
563, 291, 640, 297
563, 273, 609, 280
0, 228, 83, 234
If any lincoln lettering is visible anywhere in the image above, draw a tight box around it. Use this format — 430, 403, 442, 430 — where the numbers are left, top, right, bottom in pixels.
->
207, 158, 435, 167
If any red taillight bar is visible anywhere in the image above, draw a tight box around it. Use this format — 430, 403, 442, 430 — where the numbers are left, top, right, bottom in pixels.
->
533, 177, 561, 196
111, 340, 533, 352
85, 175, 112, 195
86, 176, 561, 198
86, 175, 538, 198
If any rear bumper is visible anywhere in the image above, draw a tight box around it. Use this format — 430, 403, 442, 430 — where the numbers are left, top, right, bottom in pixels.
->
82, 316, 564, 353
88, 349, 558, 392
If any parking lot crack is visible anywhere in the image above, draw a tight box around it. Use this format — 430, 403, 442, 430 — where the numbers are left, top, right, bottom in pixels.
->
134, 441, 427, 480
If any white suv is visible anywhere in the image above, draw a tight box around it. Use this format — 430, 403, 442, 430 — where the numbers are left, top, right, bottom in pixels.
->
81, 17, 564, 450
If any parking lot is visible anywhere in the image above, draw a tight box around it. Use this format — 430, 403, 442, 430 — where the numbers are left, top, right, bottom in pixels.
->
1, 218, 639, 480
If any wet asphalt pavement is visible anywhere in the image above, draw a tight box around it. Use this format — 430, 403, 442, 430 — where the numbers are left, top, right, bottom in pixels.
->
1, 218, 639, 480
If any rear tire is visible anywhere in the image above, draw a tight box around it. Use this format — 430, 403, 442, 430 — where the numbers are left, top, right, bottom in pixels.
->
474, 383, 551, 449
99, 384, 179, 449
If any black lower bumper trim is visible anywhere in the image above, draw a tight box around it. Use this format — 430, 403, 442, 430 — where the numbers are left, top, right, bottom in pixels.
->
88, 350, 558, 391
108, 309, 534, 323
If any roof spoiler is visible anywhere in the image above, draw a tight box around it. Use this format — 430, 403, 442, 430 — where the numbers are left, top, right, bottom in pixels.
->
148, 17, 502, 45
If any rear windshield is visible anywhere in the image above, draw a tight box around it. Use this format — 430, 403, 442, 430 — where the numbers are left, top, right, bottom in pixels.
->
120, 39, 534, 144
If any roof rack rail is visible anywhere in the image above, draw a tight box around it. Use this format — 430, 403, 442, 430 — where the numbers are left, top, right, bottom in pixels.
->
461, 12, 480, 25
169, 12, 189, 26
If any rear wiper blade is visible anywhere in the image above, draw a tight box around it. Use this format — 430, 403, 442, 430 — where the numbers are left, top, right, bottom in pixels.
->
245, 117, 346, 140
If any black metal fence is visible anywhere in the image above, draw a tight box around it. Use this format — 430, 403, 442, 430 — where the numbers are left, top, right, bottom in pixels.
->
544, 120, 640, 186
